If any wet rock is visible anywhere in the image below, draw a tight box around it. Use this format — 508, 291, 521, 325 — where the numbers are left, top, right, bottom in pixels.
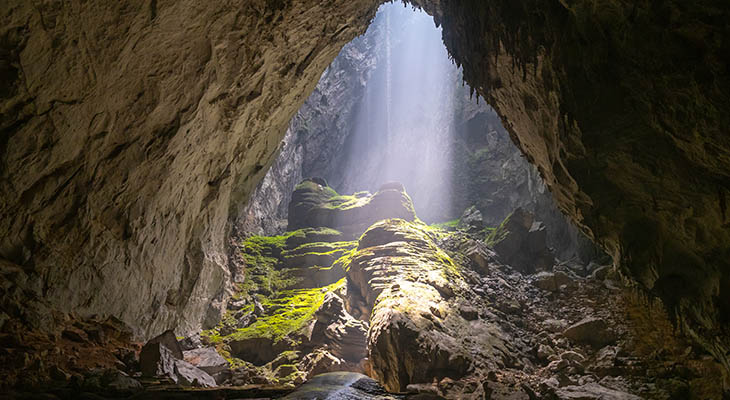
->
183, 347, 228, 375
280, 372, 394, 400
563, 318, 617, 348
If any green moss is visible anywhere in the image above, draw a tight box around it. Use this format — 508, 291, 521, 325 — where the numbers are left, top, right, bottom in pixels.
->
284, 241, 356, 256
208, 279, 345, 345
332, 248, 357, 272
321, 194, 370, 211
485, 211, 513, 245
294, 180, 339, 197
431, 219, 460, 230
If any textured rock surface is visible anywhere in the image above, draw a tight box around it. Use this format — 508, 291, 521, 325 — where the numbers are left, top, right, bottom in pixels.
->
0, 0, 380, 340
412, 0, 730, 371
287, 180, 416, 235
1, 0, 729, 378
486, 208, 555, 274
346, 219, 512, 392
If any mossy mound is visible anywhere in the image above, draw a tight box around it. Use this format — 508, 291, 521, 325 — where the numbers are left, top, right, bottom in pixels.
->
340, 218, 510, 392
287, 179, 417, 235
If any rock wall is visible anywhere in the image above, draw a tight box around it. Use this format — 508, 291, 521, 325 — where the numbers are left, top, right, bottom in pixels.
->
413, 0, 730, 371
0, 0, 381, 339
1, 0, 728, 373
237, 18, 383, 236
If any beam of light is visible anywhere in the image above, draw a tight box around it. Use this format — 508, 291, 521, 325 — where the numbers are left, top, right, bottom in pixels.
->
337, 3, 467, 222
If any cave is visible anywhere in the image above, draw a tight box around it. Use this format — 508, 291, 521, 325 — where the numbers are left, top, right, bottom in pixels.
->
1, 0, 729, 399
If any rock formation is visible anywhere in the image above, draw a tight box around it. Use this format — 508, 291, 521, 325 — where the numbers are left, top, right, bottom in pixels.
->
1, 0, 729, 392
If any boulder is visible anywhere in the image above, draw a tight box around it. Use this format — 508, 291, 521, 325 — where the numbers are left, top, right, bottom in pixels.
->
486, 208, 554, 274
140, 342, 177, 378
174, 359, 217, 387
144, 329, 183, 360
464, 241, 495, 275
346, 219, 513, 392
183, 347, 229, 375
457, 206, 484, 231
533, 271, 573, 292
287, 179, 416, 234
563, 318, 617, 348
140, 340, 216, 387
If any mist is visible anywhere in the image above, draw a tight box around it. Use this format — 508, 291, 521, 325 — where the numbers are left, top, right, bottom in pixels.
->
333, 3, 468, 222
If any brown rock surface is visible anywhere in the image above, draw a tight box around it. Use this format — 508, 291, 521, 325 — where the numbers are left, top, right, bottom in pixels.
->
346, 219, 513, 393
1, 0, 728, 377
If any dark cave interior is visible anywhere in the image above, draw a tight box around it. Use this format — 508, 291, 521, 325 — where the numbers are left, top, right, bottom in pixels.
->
0, 0, 729, 399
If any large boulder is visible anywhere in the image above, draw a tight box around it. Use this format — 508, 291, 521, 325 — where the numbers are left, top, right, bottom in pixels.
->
143, 330, 183, 359
345, 219, 513, 392
486, 208, 554, 274
310, 292, 368, 363
140, 332, 217, 387
287, 179, 417, 234
562, 318, 617, 348
183, 347, 229, 376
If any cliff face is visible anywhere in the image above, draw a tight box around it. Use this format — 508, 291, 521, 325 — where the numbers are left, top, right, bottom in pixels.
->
1, 0, 729, 373
413, 0, 730, 370
0, 0, 381, 339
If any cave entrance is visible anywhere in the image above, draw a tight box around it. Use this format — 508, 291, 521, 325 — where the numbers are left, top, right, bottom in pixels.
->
241, 3, 595, 261
213, 3, 614, 393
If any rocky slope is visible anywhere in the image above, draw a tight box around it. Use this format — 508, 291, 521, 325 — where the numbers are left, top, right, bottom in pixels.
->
241, 4, 601, 262
3, 180, 727, 398
1, 0, 729, 383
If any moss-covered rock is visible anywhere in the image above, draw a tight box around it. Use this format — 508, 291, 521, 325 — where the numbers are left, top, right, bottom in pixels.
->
343, 219, 512, 392
287, 179, 417, 235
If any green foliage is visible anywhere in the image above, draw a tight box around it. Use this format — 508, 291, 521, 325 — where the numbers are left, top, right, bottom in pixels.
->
430, 219, 460, 230
206, 279, 345, 345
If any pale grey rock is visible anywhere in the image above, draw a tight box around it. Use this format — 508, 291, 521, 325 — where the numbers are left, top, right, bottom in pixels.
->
183, 347, 229, 375
563, 318, 617, 348
533, 271, 573, 292
173, 359, 217, 387
553, 382, 641, 400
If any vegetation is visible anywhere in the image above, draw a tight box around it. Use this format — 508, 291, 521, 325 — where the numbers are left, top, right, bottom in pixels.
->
205, 279, 345, 345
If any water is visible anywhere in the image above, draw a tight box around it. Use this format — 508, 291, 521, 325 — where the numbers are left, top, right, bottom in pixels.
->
279, 372, 404, 400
